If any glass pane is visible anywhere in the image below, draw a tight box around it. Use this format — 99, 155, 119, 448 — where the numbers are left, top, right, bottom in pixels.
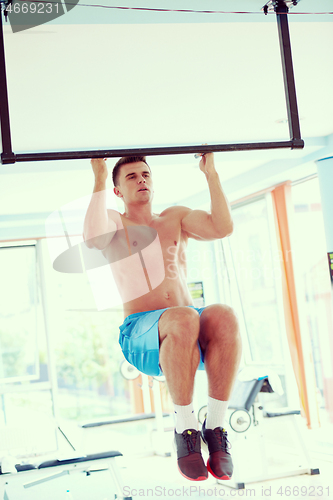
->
228, 197, 285, 365
55, 310, 132, 421
0, 390, 57, 457
1, 390, 54, 426
291, 178, 333, 410
186, 238, 221, 307
0, 245, 39, 382
41, 240, 133, 422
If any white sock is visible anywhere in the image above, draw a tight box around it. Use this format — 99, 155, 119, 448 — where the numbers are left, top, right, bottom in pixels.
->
174, 402, 198, 434
206, 397, 229, 430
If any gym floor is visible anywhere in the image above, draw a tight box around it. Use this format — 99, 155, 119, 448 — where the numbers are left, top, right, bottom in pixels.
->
66, 410, 333, 499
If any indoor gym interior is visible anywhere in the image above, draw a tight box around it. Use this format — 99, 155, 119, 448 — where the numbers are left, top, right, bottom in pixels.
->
0, 0, 333, 499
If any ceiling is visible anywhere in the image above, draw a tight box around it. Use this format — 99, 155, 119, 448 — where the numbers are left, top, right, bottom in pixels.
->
0, 0, 332, 230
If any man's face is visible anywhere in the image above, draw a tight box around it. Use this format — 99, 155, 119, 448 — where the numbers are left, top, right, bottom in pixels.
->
114, 161, 154, 204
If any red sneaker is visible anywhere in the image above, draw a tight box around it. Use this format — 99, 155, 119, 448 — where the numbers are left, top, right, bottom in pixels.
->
174, 429, 208, 481
201, 419, 233, 480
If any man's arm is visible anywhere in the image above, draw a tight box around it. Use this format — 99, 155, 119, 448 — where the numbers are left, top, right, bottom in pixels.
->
181, 153, 233, 240
83, 158, 117, 250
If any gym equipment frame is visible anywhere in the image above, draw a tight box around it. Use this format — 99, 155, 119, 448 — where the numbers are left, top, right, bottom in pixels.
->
0, 0, 303, 165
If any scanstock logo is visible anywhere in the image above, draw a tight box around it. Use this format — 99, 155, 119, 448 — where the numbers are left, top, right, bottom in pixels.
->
4, 0, 80, 33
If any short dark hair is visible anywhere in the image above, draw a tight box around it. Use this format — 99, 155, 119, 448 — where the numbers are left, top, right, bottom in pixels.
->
112, 156, 150, 187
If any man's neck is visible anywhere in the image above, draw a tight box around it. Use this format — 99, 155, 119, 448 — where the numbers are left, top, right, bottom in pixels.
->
123, 203, 156, 225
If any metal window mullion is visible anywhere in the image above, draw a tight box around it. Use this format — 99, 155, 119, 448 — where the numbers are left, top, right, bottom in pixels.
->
37, 240, 60, 422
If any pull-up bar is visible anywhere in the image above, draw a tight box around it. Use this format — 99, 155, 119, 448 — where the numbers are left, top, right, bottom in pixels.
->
0, 0, 304, 165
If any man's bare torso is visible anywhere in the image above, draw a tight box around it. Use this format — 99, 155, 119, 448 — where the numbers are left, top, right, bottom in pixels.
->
102, 206, 194, 318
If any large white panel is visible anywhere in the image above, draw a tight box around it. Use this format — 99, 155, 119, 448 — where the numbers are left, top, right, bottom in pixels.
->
3, 22, 288, 152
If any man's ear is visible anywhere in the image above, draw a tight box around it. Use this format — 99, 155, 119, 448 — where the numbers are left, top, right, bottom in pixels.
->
114, 186, 123, 198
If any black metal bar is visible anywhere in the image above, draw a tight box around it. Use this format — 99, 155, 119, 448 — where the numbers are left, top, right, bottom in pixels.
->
0, 9, 15, 164
275, 0, 302, 141
0, 139, 303, 164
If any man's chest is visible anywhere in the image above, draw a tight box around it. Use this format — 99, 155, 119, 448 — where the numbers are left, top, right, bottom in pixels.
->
103, 215, 186, 263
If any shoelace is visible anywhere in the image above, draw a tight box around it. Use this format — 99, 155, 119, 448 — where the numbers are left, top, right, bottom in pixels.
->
184, 430, 198, 453
214, 428, 231, 454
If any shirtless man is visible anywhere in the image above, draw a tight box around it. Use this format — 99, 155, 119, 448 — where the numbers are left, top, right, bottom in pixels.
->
83, 154, 242, 481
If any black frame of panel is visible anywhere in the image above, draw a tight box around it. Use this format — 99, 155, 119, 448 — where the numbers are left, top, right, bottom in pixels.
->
0, 1, 303, 165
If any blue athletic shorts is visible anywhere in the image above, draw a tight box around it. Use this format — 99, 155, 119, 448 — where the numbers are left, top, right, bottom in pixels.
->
119, 305, 206, 377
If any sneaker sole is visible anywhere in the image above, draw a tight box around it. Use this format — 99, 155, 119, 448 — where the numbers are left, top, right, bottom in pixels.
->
207, 459, 231, 481
178, 466, 208, 481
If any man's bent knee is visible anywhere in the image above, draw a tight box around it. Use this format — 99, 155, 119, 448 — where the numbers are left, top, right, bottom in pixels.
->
158, 306, 200, 343
199, 304, 240, 345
